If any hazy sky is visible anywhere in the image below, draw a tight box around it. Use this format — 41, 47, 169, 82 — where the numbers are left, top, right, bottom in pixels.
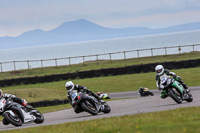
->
0, 0, 200, 37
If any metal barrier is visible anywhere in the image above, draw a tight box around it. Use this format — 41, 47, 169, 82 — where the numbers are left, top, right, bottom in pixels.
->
0, 44, 200, 72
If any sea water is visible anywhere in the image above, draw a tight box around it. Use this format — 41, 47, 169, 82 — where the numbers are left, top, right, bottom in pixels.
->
0, 30, 200, 72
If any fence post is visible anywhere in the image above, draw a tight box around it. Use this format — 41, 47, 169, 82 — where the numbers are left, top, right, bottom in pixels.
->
27, 61, 30, 70
96, 55, 98, 60
82, 56, 85, 64
13, 61, 16, 71
0, 63, 2, 72
151, 48, 153, 56
193, 45, 194, 51
123, 51, 126, 59
41, 60, 43, 67
55, 59, 57, 67
165, 47, 167, 55
137, 50, 139, 58
69, 57, 71, 66
109, 53, 112, 61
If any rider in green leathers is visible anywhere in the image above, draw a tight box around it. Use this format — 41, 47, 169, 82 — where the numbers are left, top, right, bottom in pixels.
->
155, 65, 190, 99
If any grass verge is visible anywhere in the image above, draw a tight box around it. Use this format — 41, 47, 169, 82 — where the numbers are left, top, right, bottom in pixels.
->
2, 106, 200, 133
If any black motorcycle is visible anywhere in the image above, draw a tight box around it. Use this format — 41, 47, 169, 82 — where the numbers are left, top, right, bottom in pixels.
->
138, 88, 154, 97
0, 96, 44, 127
70, 90, 111, 115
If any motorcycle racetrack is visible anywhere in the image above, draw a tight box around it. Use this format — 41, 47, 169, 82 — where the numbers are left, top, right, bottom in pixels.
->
0, 86, 200, 131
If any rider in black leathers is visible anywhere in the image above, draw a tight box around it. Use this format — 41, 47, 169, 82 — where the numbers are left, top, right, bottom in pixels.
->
0, 89, 32, 109
65, 81, 100, 113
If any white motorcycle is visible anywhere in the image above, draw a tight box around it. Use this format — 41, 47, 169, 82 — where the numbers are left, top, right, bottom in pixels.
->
0, 96, 44, 127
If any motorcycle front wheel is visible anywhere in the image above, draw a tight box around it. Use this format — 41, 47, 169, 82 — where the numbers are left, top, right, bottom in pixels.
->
3, 112, 22, 127
81, 100, 98, 115
168, 89, 182, 104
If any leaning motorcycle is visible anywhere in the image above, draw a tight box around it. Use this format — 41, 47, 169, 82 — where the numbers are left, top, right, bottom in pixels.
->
96, 92, 111, 99
138, 88, 154, 97
160, 75, 193, 104
70, 90, 111, 115
0, 96, 44, 127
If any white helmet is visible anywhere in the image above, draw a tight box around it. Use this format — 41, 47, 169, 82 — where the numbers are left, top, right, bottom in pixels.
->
155, 65, 164, 76
65, 81, 74, 91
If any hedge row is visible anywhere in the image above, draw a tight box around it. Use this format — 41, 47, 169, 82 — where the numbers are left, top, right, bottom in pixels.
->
29, 99, 69, 108
0, 59, 199, 87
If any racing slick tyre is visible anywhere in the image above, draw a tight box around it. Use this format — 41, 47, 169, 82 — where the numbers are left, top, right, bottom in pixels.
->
81, 100, 98, 115
3, 112, 22, 127
185, 93, 193, 102
168, 89, 182, 104
33, 111, 44, 124
2, 118, 10, 125
102, 103, 111, 113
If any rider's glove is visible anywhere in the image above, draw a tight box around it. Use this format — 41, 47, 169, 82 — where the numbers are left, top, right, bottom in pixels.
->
72, 102, 77, 107
86, 89, 92, 94
173, 75, 177, 79
26, 104, 33, 109
159, 85, 165, 90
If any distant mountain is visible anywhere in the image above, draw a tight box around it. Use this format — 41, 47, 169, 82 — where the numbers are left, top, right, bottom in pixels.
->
0, 19, 200, 49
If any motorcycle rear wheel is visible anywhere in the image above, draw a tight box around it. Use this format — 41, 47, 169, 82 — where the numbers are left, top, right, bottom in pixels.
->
33, 111, 44, 124
149, 92, 154, 96
185, 94, 193, 102
102, 103, 111, 113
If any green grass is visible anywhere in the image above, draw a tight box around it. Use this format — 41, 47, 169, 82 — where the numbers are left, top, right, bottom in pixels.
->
2, 106, 200, 133
2, 67, 200, 102
0, 51, 199, 80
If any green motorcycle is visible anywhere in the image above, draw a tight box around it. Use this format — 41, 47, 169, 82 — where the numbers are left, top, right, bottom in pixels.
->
160, 75, 193, 104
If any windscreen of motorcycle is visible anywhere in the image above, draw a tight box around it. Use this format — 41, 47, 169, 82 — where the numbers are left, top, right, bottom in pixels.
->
71, 90, 78, 100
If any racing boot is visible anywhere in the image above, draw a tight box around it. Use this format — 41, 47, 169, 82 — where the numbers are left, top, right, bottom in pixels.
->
26, 104, 33, 109
182, 82, 190, 93
160, 90, 168, 99
23, 102, 33, 111
176, 76, 190, 93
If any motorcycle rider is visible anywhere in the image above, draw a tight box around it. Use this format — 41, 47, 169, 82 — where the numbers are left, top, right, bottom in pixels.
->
138, 87, 153, 97
65, 81, 101, 113
0, 89, 32, 109
155, 65, 190, 99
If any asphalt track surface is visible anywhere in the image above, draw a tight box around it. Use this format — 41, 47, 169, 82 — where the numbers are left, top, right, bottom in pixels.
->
0, 86, 199, 131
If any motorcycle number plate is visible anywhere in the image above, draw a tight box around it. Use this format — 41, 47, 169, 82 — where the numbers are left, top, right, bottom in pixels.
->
72, 93, 77, 99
